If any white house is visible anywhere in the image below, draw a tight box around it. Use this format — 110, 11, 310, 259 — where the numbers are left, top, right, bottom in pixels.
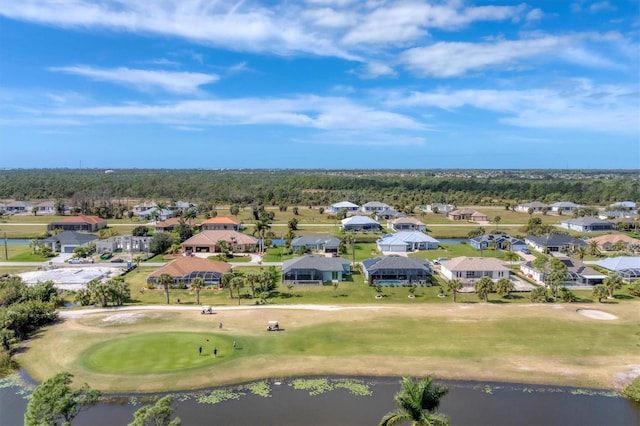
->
560, 217, 615, 232
330, 201, 359, 214
609, 201, 636, 211
515, 201, 548, 213
377, 231, 439, 252
387, 217, 427, 232
440, 257, 510, 282
549, 202, 581, 213
341, 216, 382, 232
422, 203, 455, 214
361, 201, 390, 213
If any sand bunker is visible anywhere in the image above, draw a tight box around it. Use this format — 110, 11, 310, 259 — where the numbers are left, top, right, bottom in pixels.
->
18, 267, 123, 291
576, 309, 618, 320
101, 312, 165, 325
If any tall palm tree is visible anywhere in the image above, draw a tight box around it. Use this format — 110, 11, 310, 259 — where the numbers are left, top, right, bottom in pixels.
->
475, 276, 494, 303
575, 246, 587, 261
220, 272, 234, 298
191, 277, 205, 305
183, 207, 197, 226
446, 279, 462, 303
504, 250, 520, 265
157, 273, 174, 305
230, 275, 246, 305
592, 284, 608, 303
379, 376, 450, 426
253, 218, 271, 253
587, 240, 601, 257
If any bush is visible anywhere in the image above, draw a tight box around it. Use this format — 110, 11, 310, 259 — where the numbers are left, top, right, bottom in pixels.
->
558, 287, 577, 302
530, 287, 548, 303
628, 280, 640, 297
622, 376, 640, 402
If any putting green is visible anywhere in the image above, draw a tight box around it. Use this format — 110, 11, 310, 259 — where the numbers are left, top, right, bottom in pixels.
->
81, 332, 234, 374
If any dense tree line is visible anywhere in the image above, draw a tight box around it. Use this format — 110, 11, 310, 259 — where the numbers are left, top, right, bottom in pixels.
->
0, 277, 59, 371
0, 169, 637, 211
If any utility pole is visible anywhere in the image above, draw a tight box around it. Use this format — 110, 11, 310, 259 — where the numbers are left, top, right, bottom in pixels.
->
4, 232, 8, 260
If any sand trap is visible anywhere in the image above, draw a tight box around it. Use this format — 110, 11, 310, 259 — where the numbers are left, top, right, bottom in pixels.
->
576, 309, 618, 320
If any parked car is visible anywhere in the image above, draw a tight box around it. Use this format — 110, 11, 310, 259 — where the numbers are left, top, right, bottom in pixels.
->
110, 258, 124, 263
433, 257, 449, 265
520, 248, 531, 254
68, 258, 84, 264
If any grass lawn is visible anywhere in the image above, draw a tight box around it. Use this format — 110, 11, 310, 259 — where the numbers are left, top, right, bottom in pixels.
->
19, 301, 640, 393
0, 246, 51, 262
408, 243, 505, 261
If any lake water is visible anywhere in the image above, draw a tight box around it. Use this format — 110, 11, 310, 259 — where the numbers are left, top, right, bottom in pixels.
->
1, 373, 638, 426
438, 238, 468, 245
1, 239, 30, 245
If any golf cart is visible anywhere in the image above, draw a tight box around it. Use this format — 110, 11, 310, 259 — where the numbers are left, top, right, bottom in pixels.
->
267, 320, 280, 331
201, 306, 214, 315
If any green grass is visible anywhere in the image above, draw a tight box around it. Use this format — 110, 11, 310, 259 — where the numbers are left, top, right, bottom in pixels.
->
2, 248, 51, 262
81, 332, 234, 374
408, 243, 506, 261
262, 248, 295, 262
207, 255, 252, 263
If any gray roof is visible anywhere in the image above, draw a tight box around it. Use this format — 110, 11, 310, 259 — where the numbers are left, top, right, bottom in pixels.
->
526, 234, 586, 247
342, 216, 380, 225
362, 255, 432, 272
376, 208, 405, 218
562, 217, 612, 226
42, 231, 98, 245
595, 256, 640, 272
363, 201, 389, 208
550, 201, 580, 208
291, 235, 341, 247
282, 255, 350, 273
470, 234, 524, 244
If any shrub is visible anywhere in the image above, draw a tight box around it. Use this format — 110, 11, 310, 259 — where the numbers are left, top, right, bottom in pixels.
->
622, 376, 640, 402
558, 287, 577, 302
530, 287, 548, 303
628, 280, 640, 297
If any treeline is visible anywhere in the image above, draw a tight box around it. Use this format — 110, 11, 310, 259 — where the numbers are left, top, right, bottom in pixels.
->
0, 169, 637, 207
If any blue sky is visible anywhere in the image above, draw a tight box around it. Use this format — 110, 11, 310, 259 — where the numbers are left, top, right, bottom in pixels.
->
0, 0, 638, 169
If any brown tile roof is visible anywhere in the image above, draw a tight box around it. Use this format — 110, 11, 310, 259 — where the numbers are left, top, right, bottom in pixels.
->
391, 217, 425, 225
148, 256, 231, 278
155, 217, 184, 227
182, 230, 258, 246
52, 215, 106, 224
201, 217, 240, 225
588, 234, 640, 245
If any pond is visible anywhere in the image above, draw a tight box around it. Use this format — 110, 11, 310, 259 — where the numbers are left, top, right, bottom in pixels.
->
1, 239, 30, 245
1, 373, 638, 426
438, 238, 468, 245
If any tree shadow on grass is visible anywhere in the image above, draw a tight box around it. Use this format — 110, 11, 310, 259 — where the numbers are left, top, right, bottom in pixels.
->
613, 294, 634, 300
488, 299, 509, 304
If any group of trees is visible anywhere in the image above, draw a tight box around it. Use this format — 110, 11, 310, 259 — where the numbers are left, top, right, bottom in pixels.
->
1, 169, 637, 212
0, 277, 59, 371
74, 277, 130, 307
25, 372, 181, 426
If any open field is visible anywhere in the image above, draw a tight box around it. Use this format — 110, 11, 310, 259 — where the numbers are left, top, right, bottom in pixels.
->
17, 302, 640, 393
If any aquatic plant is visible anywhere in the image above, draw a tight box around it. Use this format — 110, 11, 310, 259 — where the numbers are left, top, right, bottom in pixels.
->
289, 378, 333, 396
196, 389, 244, 404
244, 381, 271, 398
333, 379, 373, 396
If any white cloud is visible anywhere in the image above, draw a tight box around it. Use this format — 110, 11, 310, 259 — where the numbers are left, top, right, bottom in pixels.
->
387, 81, 638, 134
359, 62, 397, 79
525, 8, 543, 21
589, 1, 617, 13
295, 131, 425, 146
49, 66, 219, 94
54, 95, 425, 131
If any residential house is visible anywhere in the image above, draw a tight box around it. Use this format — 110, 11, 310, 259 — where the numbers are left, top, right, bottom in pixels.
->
34, 201, 56, 215
138, 208, 173, 221
96, 235, 152, 254
181, 230, 258, 253
375, 208, 405, 221
133, 201, 157, 215
41, 231, 98, 254
388, 217, 426, 232
154, 217, 183, 233
447, 209, 488, 222
376, 231, 439, 252
201, 217, 242, 231
587, 234, 640, 252
520, 255, 605, 286
549, 201, 581, 214
361, 201, 390, 213
290, 235, 341, 254
282, 255, 351, 285
525, 234, 586, 253
361, 256, 432, 285
560, 217, 615, 232
5, 201, 32, 214
421, 203, 455, 214
172, 201, 197, 211
329, 201, 359, 214
469, 234, 526, 251
599, 210, 637, 220
340, 216, 382, 232
515, 201, 548, 213
440, 257, 510, 282
609, 201, 636, 211
147, 256, 231, 288
595, 256, 640, 283
47, 215, 107, 232
0, 202, 5, 213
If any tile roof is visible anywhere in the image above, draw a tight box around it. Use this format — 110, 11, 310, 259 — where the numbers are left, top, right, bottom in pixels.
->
182, 230, 257, 245
291, 235, 341, 246
201, 217, 240, 225
51, 215, 106, 224
342, 216, 380, 225
42, 231, 98, 245
595, 256, 640, 271
440, 256, 509, 272
525, 234, 586, 247
148, 256, 231, 278
390, 217, 424, 225
362, 255, 432, 271
588, 234, 640, 245
282, 255, 350, 273
378, 231, 439, 244
155, 217, 184, 227
363, 201, 389, 208
332, 201, 359, 208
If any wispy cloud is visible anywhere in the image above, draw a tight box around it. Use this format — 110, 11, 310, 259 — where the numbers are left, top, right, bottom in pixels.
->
49, 66, 219, 94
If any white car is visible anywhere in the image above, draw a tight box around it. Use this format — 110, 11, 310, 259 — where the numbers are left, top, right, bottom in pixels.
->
433, 257, 449, 265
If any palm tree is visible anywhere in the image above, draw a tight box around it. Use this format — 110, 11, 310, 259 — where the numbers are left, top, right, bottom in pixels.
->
230, 275, 245, 305
475, 276, 494, 303
493, 215, 501, 232
191, 277, 205, 305
246, 273, 258, 298
592, 284, 608, 303
495, 278, 514, 299
575, 246, 587, 261
504, 250, 520, 265
380, 376, 450, 426
157, 273, 173, 305
253, 218, 272, 253
446, 279, 462, 303
588, 240, 601, 257
183, 207, 197, 226
220, 272, 234, 298
603, 273, 623, 299
133, 255, 144, 272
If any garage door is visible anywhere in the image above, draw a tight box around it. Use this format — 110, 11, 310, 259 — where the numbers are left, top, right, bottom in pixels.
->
63, 246, 76, 253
